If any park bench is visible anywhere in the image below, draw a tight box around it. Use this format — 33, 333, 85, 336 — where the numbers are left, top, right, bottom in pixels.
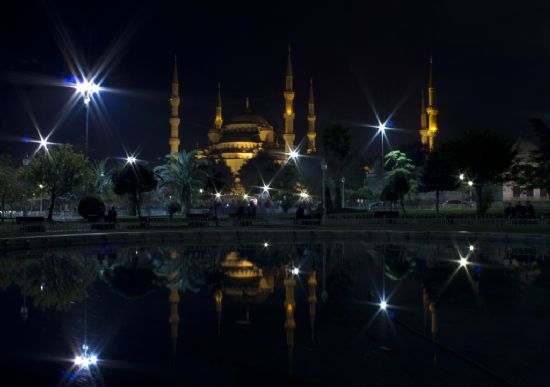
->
16, 216, 46, 232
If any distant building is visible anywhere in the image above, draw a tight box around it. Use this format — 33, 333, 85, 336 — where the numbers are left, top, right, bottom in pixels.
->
503, 140, 549, 202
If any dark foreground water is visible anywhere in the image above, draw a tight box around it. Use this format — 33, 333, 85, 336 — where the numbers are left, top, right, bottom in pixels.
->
1, 238, 549, 386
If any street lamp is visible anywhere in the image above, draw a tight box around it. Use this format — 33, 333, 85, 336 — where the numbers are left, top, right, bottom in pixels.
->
341, 176, 346, 209
321, 158, 328, 222
22, 154, 30, 217
38, 184, 44, 213
74, 79, 100, 156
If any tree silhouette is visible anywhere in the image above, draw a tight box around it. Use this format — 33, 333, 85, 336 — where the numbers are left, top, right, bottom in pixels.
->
112, 162, 157, 218
420, 150, 460, 215
443, 129, 517, 214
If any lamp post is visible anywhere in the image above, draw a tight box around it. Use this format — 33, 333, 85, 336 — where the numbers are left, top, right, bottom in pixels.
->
38, 184, 44, 213
468, 180, 473, 204
75, 79, 100, 156
341, 176, 345, 209
321, 158, 328, 222
22, 154, 30, 217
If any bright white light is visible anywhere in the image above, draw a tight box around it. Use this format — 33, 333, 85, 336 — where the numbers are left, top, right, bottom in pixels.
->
468, 180, 473, 187
469, 244, 475, 252
459, 173, 465, 181
243, 194, 249, 200
126, 156, 137, 164
380, 300, 388, 311
288, 149, 300, 160
74, 355, 84, 366
199, 189, 203, 194
215, 192, 221, 199
262, 185, 270, 194
291, 267, 300, 276
90, 355, 98, 365
75, 80, 100, 96
459, 256, 468, 267
263, 242, 269, 248
299, 191, 309, 200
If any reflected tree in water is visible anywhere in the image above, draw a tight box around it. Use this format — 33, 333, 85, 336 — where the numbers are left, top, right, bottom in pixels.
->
1, 253, 97, 311
383, 247, 417, 282
102, 249, 164, 299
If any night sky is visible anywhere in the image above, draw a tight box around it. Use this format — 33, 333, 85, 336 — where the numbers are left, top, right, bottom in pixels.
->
1, 1, 549, 161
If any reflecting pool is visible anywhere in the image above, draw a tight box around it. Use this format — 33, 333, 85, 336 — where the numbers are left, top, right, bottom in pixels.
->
1, 240, 549, 386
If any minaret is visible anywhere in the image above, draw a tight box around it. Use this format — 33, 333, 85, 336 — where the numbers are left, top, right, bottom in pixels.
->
283, 46, 296, 153
169, 287, 180, 356
208, 82, 222, 144
214, 289, 223, 336
426, 56, 438, 151
419, 89, 429, 148
169, 56, 181, 154
284, 268, 296, 375
306, 78, 317, 154
168, 250, 180, 356
307, 270, 317, 340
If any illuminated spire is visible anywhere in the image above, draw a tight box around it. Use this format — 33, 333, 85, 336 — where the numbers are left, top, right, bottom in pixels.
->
307, 271, 317, 340
285, 45, 293, 91
169, 55, 181, 154
209, 82, 222, 144
169, 288, 180, 356
307, 78, 317, 154
214, 289, 223, 336
283, 45, 296, 154
215, 82, 223, 129
420, 89, 427, 130
420, 56, 438, 152
284, 268, 296, 375
245, 96, 251, 112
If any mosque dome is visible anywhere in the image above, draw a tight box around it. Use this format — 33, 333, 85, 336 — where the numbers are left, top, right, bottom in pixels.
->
227, 112, 270, 127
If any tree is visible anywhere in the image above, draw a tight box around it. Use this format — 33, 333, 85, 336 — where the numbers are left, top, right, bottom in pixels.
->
89, 158, 113, 200
420, 150, 460, 215
384, 150, 417, 193
444, 129, 518, 214
111, 162, 157, 218
383, 170, 410, 213
320, 124, 352, 210
238, 151, 299, 194
0, 154, 24, 221
28, 145, 90, 221
202, 159, 234, 194
154, 150, 208, 212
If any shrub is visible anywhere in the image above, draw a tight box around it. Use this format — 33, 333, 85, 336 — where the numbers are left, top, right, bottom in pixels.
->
78, 196, 106, 220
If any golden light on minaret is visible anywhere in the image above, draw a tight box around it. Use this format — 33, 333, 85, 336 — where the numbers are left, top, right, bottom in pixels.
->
283, 46, 296, 154
169, 287, 180, 356
425, 56, 438, 152
283, 268, 296, 375
306, 78, 317, 154
307, 270, 317, 341
209, 82, 222, 144
169, 55, 181, 154
214, 289, 223, 336
168, 249, 180, 356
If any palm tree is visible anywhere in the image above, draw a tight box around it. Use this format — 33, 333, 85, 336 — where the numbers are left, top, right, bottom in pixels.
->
90, 158, 112, 199
154, 150, 209, 212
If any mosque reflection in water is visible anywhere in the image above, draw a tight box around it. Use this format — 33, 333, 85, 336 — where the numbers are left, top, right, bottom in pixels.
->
1, 241, 550, 385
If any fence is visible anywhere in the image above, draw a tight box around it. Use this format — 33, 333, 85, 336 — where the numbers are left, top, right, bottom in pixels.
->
0, 214, 548, 237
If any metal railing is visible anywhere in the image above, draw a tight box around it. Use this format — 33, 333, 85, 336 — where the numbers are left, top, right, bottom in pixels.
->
0, 214, 548, 236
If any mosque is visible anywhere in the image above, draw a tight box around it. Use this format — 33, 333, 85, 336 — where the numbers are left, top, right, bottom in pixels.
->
167, 47, 317, 175
167, 49, 438, 176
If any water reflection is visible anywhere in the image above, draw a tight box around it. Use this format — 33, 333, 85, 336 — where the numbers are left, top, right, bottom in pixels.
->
1, 240, 550, 385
